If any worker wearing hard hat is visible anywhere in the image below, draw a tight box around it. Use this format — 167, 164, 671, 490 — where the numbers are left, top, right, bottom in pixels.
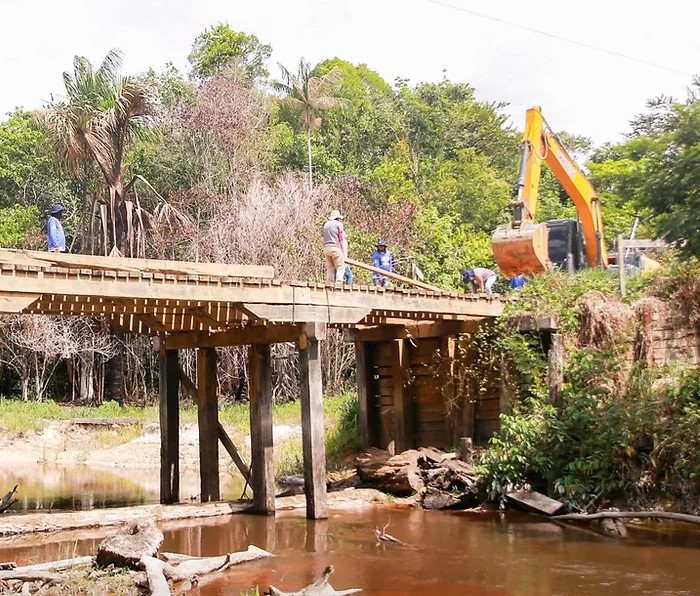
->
372, 239, 393, 287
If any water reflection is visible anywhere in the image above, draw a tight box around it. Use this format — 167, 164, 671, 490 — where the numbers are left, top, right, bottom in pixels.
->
0, 464, 247, 512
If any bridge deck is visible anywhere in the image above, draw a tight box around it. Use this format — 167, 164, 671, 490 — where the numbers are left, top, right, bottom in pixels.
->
0, 249, 504, 343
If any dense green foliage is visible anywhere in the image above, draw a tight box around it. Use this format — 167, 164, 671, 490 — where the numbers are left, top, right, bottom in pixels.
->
476, 263, 700, 512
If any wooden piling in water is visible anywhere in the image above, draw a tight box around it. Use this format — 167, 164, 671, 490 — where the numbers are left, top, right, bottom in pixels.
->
159, 349, 180, 504
249, 343, 275, 514
197, 347, 219, 502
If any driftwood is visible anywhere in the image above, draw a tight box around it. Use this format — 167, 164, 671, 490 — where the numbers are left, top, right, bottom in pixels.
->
0, 570, 65, 583
96, 522, 164, 568
266, 565, 361, 596
0, 485, 18, 514
374, 521, 405, 545
554, 510, 700, 526
138, 556, 172, 596
134, 546, 273, 594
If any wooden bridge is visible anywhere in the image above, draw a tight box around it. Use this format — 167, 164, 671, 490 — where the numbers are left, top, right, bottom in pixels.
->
0, 249, 506, 519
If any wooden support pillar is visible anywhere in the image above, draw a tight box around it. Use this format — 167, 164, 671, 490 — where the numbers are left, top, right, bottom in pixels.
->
197, 347, 219, 502
159, 349, 179, 504
249, 343, 275, 514
299, 323, 328, 520
354, 341, 372, 450
548, 333, 564, 406
391, 338, 411, 453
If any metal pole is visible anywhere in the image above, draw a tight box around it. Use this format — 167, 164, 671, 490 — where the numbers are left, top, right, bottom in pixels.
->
618, 235, 626, 298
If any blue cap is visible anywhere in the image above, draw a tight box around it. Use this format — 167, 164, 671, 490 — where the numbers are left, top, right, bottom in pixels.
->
462, 269, 474, 281
50, 203, 65, 215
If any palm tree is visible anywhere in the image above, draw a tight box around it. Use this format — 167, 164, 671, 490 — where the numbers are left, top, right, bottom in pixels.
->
275, 59, 344, 191
41, 49, 161, 406
42, 48, 161, 256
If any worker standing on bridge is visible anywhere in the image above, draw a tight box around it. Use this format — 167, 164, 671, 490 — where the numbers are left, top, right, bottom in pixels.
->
372, 239, 393, 287
47, 203, 66, 252
323, 210, 345, 283
463, 267, 497, 295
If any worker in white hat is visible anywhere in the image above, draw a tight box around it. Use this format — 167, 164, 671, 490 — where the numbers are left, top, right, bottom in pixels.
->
322, 210, 346, 284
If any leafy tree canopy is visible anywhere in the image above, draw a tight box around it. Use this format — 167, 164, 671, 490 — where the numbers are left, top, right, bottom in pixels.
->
188, 23, 272, 81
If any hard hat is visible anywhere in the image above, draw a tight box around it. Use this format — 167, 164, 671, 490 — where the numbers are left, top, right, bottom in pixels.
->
376, 238, 388, 246
50, 203, 65, 215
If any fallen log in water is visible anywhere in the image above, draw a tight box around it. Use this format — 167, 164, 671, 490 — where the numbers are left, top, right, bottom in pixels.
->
554, 511, 700, 526
0, 485, 18, 514
266, 565, 361, 596
134, 545, 273, 594
356, 448, 424, 496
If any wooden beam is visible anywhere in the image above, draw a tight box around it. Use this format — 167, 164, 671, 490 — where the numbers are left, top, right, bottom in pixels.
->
299, 337, 328, 520
164, 325, 301, 350
345, 257, 445, 292
177, 365, 250, 480
197, 348, 219, 502
242, 303, 372, 324
0, 293, 39, 313
159, 350, 179, 504
217, 423, 251, 481
0, 248, 275, 279
354, 341, 371, 450
348, 320, 484, 343
249, 344, 275, 514
391, 339, 411, 453
548, 333, 564, 406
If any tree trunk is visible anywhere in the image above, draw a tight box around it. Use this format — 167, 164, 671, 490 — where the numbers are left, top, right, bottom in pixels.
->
307, 128, 313, 192
21, 376, 29, 402
105, 328, 125, 405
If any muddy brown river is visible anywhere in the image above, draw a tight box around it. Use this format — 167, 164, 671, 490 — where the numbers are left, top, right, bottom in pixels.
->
1, 505, 700, 595
1, 465, 699, 594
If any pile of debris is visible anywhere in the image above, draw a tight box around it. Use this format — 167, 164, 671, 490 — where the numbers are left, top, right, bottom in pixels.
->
356, 447, 481, 510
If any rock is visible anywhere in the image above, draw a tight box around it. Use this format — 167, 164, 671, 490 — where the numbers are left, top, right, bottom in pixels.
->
96, 521, 164, 568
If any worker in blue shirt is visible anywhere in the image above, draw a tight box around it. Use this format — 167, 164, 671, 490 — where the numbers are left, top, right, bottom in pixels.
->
371, 239, 393, 287
47, 204, 66, 252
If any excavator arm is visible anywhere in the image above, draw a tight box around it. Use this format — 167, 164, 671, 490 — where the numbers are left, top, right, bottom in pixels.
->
492, 106, 607, 277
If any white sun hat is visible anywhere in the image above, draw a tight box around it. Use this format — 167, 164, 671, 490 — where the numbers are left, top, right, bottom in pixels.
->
328, 209, 344, 220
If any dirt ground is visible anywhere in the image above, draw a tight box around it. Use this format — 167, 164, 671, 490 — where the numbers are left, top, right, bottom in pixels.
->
0, 419, 291, 470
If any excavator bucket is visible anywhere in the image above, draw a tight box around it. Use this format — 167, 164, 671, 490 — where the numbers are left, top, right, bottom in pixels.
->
492, 222, 551, 278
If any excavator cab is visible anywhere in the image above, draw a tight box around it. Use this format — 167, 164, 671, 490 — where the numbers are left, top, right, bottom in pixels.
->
491, 221, 550, 278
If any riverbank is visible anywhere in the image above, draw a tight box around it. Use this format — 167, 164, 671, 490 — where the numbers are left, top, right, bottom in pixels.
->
0, 394, 358, 476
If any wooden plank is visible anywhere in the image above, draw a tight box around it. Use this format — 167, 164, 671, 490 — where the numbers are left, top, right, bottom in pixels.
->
299, 338, 328, 520
197, 348, 219, 502
249, 344, 275, 514
506, 490, 566, 516
345, 257, 444, 292
392, 339, 411, 453
242, 303, 371, 324
0, 248, 275, 279
164, 325, 301, 350
159, 350, 179, 504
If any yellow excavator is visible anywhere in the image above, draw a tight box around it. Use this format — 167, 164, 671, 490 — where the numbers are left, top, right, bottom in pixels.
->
492, 106, 607, 277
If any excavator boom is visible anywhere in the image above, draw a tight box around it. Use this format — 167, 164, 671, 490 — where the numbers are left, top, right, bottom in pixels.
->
492, 106, 607, 277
